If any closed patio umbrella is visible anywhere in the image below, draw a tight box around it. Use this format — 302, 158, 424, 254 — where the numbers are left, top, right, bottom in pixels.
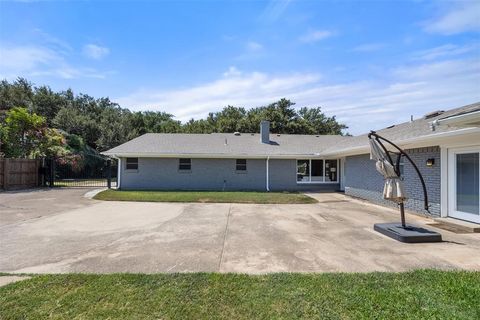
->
369, 139, 407, 204
369, 137, 408, 227
367, 132, 441, 242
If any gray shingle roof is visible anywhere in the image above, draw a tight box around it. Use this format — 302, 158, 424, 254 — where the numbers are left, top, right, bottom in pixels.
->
103, 132, 348, 157
104, 102, 480, 158
322, 101, 480, 155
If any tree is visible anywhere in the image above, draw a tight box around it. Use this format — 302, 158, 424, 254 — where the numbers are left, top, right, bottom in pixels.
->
0, 107, 45, 157
95, 107, 132, 151
182, 118, 216, 133
298, 107, 347, 135
0, 78, 348, 154
53, 107, 100, 148
32, 128, 69, 158
0, 107, 68, 158
32, 86, 65, 126
130, 111, 182, 134
0, 78, 34, 113
214, 106, 247, 132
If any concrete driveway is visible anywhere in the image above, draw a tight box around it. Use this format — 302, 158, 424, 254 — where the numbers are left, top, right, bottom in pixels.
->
1, 189, 479, 273
0, 188, 95, 227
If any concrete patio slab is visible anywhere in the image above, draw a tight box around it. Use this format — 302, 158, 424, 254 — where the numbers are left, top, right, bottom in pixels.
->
1, 190, 479, 273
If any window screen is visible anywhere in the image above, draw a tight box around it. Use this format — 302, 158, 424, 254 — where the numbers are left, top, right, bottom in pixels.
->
179, 158, 191, 171
236, 159, 247, 171
126, 158, 138, 170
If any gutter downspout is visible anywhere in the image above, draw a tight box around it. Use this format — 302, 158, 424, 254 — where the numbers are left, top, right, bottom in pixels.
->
266, 156, 270, 192
113, 156, 121, 189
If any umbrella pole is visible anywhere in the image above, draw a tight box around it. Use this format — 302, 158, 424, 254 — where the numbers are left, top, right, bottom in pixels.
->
399, 202, 406, 228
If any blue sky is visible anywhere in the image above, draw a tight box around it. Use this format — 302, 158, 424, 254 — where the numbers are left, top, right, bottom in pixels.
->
0, 0, 479, 134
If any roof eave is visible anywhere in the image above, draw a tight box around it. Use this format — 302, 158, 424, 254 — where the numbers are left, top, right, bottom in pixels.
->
321, 127, 480, 157
100, 152, 335, 159
432, 110, 480, 128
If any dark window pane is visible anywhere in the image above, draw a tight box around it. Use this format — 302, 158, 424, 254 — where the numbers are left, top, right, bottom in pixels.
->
179, 159, 191, 170
311, 160, 323, 182
126, 158, 138, 170
236, 159, 247, 171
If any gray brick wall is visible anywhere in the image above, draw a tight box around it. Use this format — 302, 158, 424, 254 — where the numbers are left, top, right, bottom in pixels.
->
119, 158, 339, 191
344, 146, 441, 216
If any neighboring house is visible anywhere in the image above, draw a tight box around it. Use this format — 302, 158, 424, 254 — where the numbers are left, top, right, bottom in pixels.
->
104, 102, 480, 224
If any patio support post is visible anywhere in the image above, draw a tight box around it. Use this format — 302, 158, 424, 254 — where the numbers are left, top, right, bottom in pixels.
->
400, 203, 406, 228
266, 156, 270, 192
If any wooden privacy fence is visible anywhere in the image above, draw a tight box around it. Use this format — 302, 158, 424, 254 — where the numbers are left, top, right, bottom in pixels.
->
0, 158, 41, 190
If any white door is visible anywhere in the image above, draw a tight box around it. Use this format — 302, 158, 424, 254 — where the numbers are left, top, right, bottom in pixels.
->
448, 147, 480, 223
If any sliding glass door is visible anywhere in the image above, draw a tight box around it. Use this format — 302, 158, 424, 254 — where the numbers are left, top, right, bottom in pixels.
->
448, 147, 480, 223
296, 159, 339, 183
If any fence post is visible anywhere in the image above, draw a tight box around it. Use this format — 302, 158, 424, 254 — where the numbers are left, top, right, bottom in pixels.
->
35, 159, 40, 187
40, 158, 46, 186
3, 158, 9, 190
49, 158, 55, 187
106, 159, 112, 189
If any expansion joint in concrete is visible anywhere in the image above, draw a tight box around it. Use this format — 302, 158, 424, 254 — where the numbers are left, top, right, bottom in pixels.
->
218, 203, 232, 271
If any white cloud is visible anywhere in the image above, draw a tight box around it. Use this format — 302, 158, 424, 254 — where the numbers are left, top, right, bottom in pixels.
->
117, 57, 480, 135
0, 46, 58, 71
223, 66, 242, 77
0, 45, 109, 80
393, 58, 478, 79
83, 44, 110, 60
352, 43, 385, 52
261, 0, 292, 22
246, 41, 263, 52
424, 2, 480, 35
411, 43, 477, 61
117, 69, 321, 120
299, 30, 334, 43
235, 41, 266, 61
33, 28, 73, 54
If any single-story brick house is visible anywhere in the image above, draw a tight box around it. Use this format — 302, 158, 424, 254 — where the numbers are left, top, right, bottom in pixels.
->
104, 102, 480, 224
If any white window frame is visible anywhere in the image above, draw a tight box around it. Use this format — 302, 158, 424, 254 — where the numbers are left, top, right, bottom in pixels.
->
296, 159, 339, 184
447, 146, 480, 223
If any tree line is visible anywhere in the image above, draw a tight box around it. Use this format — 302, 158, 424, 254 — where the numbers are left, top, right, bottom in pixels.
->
0, 78, 347, 158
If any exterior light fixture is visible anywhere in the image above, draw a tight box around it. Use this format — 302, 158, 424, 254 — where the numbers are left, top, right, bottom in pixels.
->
426, 158, 435, 167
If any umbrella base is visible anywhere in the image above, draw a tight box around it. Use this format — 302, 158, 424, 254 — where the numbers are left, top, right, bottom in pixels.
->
374, 223, 442, 243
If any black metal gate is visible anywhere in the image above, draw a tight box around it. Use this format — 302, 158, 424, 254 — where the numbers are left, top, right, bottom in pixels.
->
45, 153, 117, 188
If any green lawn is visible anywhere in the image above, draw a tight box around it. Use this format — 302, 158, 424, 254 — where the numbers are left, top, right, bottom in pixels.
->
93, 189, 317, 204
1, 271, 479, 319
